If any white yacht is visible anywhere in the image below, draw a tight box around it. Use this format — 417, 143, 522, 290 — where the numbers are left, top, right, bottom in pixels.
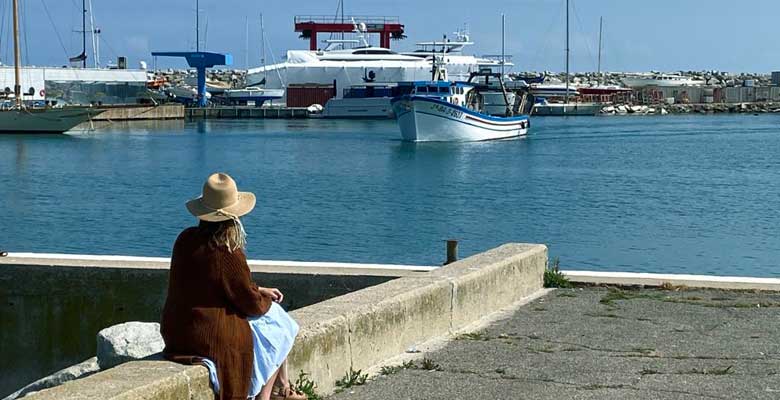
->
621, 73, 705, 88
245, 25, 510, 107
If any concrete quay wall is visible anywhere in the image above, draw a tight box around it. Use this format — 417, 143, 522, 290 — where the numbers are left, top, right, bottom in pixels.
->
21, 243, 548, 399
0, 254, 429, 398
92, 104, 184, 121
185, 106, 310, 119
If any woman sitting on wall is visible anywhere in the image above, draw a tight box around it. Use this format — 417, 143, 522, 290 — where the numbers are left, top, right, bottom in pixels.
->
161, 173, 305, 400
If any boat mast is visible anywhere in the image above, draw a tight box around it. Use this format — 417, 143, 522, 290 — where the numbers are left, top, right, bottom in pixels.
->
565, 0, 569, 106
597, 16, 603, 84
244, 16, 249, 69
81, 0, 87, 68
195, 0, 199, 52
501, 14, 505, 77
89, 0, 99, 68
12, 0, 21, 108
260, 13, 265, 67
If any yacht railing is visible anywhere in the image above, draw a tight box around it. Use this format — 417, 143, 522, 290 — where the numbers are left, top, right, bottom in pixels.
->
294, 15, 400, 25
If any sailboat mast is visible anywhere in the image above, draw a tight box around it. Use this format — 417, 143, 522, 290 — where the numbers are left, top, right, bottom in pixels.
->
260, 13, 265, 67
565, 0, 569, 105
195, 0, 200, 52
12, 0, 21, 108
597, 16, 603, 78
81, 0, 87, 68
245, 17, 249, 69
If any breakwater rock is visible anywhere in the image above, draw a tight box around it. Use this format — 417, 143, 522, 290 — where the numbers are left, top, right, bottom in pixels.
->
601, 102, 780, 115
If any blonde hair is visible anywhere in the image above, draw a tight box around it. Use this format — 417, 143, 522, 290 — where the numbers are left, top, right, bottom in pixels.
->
199, 219, 247, 253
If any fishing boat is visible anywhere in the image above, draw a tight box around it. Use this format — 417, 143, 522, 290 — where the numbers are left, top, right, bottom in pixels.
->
0, 0, 98, 133
391, 70, 530, 142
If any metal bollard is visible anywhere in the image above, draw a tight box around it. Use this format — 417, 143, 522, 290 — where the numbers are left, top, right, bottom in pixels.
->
444, 240, 458, 265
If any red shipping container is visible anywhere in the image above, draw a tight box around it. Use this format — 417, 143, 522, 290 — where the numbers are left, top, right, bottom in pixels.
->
286, 85, 335, 107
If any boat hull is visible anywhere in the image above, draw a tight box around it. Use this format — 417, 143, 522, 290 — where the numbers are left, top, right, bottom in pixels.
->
391, 96, 529, 142
532, 103, 602, 116
0, 108, 97, 134
621, 77, 705, 88
323, 97, 393, 119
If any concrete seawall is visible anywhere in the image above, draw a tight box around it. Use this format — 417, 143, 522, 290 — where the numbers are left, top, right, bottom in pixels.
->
20, 243, 547, 399
92, 104, 184, 121
0, 254, 432, 398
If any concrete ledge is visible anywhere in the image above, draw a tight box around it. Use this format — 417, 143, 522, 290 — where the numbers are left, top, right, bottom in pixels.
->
21, 243, 547, 399
564, 270, 780, 291
22, 361, 210, 400
0, 253, 434, 277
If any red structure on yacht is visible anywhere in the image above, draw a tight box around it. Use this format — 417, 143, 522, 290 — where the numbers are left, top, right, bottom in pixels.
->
294, 15, 405, 50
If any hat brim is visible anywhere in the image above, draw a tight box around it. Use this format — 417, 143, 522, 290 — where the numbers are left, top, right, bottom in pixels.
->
186, 192, 256, 222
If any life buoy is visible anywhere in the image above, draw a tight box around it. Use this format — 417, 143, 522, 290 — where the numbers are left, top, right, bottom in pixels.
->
39, 89, 45, 97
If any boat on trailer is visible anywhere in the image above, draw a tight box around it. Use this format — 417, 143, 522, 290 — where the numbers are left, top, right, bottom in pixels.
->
391, 71, 530, 142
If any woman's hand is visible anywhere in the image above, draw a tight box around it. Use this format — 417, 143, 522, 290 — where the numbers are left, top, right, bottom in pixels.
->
258, 287, 284, 303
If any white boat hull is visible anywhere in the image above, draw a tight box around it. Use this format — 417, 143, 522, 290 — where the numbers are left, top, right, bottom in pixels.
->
0, 108, 97, 133
392, 96, 529, 142
532, 102, 602, 116
323, 97, 393, 119
621, 76, 705, 88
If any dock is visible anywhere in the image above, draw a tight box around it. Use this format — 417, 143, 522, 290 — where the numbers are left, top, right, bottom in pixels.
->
185, 106, 311, 119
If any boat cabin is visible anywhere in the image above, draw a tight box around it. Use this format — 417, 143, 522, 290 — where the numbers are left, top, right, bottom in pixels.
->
397, 81, 474, 107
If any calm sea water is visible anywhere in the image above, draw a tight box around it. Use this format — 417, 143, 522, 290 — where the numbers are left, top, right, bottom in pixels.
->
1, 115, 778, 277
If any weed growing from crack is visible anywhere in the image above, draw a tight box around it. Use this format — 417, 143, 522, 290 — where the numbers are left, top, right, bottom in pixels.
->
379, 360, 416, 375
420, 358, 442, 371
335, 367, 367, 389
544, 257, 572, 288
294, 371, 322, 400
457, 331, 489, 341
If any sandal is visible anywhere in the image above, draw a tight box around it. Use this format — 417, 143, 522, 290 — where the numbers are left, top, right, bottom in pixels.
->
270, 385, 307, 400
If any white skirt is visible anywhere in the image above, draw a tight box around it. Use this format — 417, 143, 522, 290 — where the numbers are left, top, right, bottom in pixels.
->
248, 302, 300, 397
200, 302, 299, 397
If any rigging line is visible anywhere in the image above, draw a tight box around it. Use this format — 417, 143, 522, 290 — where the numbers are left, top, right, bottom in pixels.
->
529, 1, 563, 73
40, 0, 70, 59
98, 35, 118, 59
263, 30, 284, 87
21, 0, 30, 67
570, 0, 597, 72
0, 0, 7, 65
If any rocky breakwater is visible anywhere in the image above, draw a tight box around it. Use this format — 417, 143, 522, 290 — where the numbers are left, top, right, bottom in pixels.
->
4, 322, 163, 400
601, 101, 780, 115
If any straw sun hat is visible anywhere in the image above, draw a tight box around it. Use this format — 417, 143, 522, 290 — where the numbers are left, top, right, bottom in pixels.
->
186, 173, 256, 222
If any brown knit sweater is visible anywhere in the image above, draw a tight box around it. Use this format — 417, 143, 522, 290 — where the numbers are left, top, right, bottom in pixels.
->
161, 226, 272, 400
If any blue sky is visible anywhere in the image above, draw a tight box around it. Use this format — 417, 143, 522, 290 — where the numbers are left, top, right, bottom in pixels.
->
2, 0, 777, 72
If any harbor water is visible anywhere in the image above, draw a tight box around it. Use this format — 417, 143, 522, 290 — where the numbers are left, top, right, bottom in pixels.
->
1, 115, 778, 277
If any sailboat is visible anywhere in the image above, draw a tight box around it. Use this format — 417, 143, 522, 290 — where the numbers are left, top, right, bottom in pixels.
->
531, 0, 602, 116
0, 0, 99, 133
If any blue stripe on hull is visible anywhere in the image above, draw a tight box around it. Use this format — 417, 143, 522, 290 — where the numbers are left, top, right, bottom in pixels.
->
391, 95, 529, 123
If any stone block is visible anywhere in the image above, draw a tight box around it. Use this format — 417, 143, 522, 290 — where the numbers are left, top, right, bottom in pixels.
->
430, 244, 546, 330
96, 322, 165, 369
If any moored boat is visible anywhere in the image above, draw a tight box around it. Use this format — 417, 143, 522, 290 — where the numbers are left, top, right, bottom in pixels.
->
0, 0, 99, 134
0, 107, 95, 133
391, 73, 530, 142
